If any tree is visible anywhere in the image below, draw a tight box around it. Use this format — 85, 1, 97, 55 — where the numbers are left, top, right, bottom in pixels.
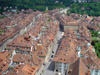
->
94, 31, 99, 37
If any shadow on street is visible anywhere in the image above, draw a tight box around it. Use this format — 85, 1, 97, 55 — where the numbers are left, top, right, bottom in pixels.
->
47, 61, 55, 71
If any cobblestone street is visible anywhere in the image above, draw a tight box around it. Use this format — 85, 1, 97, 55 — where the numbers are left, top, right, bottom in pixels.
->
42, 30, 63, 75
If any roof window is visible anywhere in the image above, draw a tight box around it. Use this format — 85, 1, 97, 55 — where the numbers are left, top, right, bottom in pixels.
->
64, 59, 66, 61
0, 69, 2, 72
60, 58, 62, 60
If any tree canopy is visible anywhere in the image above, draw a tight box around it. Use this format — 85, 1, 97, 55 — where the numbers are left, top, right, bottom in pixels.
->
69, 2, 100, 16
0, 0, 69, 13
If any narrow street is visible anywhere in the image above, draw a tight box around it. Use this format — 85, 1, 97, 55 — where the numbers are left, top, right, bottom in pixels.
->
42, 30, 63, 75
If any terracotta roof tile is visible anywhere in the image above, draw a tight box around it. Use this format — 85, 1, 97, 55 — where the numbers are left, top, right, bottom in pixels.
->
0, 50, 11, 74
13, 53, 30, 63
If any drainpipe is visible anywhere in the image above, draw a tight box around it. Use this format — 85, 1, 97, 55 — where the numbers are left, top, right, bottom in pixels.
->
9, 50, 16, 67
31, 46, 33, 52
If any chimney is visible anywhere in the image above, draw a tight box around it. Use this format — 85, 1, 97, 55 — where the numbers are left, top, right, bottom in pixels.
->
77, 46, 81, 52
41, 50, 44, 54
21, 57, 23, 59
87, 43, 90, 48
87, 70, 90, 75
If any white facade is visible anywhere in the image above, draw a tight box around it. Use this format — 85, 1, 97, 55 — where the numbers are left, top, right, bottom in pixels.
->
59, 9, 67, 14
90, 69, 100, 75
55, 62, 69, 74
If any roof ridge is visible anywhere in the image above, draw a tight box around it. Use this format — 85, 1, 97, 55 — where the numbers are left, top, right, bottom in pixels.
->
91, 57, 100, 68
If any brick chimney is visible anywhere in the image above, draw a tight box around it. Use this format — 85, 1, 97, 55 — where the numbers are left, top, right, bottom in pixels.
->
87, 70, 90, 75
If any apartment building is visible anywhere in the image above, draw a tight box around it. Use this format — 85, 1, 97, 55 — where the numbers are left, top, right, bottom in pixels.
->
0, 13, 60, 75
56, 14, 80, 31
53, 26, 100, 75
0, 11, 40, 50
0, 50, 12, 75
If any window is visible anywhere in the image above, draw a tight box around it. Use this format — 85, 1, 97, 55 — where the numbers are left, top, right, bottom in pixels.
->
95, 69, 98, 75
64, 66, 66, 68
95, 69, 98, 72
56, 65, 58, 67
64, 59, 66, 61
42, 70, 44, 72
64, 69, 66, 72
28, 51, 30, 53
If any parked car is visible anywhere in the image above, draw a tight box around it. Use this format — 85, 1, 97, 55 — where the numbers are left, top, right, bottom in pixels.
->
43, 63, 45, 66
52, 51, 54, 53
49, 59, 52, 62
51, 55, 54, 58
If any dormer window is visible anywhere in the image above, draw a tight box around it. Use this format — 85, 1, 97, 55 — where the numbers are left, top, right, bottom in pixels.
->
16, 67, 19, 69
3, 64, 6, 67
12, 43, 15, 44
0, 59, 3, 62
0, 69, 2, 72
64, 59, 66, 61
18, 65, 21, 67
32, 68, 35, 70
60, 58, 62, 60
94, 65, 96, 67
